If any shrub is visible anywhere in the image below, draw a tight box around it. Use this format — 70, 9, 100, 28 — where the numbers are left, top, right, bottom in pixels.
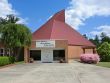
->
0, 56, 15, 66
0, 56, 10, 66
97, 42, 110, 62
80, 54, 100, 64
9, 56, 15, 63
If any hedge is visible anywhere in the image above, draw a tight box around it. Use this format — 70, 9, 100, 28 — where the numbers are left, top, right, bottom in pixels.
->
0, 56, 15, 66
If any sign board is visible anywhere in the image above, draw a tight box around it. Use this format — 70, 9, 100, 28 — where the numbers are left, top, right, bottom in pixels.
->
36, 40, 55, 48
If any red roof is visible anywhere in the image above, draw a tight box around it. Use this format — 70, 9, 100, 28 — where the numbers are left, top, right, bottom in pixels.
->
33, 10, 95, 47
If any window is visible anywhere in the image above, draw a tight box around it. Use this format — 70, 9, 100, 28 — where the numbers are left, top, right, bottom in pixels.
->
6, 49, 10, 56
0, 48, 4, 56
0, 48, 10, 56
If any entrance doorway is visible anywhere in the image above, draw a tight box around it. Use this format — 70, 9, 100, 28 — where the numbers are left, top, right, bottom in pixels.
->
30, 50, 41, 61
41, 49, 53, 63
53, 50, 65, 61
30, 49, 65, 62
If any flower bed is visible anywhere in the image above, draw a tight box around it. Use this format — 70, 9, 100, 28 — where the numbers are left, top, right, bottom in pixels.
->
80, 54, 100, 64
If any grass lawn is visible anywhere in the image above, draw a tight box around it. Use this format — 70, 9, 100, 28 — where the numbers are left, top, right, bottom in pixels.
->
0, 61, 24, 69
96, 62, 110, 68
15, 61, 24, 64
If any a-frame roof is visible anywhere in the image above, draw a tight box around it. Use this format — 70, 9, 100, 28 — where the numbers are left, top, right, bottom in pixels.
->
32, 10, 95, 47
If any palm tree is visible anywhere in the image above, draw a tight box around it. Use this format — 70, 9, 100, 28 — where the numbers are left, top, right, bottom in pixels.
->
0, 15, 32, 61
6, 14, 19, 23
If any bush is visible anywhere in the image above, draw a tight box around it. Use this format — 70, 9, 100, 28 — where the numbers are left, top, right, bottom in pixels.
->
0, 56, 15, 66
9, 56, 15, 63
80, 54, 100, 64
97, 42, 110, 62
0, 56, 10, 66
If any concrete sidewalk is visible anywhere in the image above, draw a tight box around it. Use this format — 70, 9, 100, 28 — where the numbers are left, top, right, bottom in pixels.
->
0, 62, 110, 83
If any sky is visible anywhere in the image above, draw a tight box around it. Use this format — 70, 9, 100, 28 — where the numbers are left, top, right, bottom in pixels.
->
0, 0, 110, 38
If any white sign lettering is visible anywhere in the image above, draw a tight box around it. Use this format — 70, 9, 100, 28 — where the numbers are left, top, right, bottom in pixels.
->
36, 40, 55, 47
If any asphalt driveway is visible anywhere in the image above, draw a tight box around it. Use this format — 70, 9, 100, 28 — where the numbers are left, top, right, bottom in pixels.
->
0, 62, 110, 83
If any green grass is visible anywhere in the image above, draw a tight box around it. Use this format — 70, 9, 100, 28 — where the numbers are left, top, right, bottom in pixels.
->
96, 62, 110, 68
15, 61, 24, 64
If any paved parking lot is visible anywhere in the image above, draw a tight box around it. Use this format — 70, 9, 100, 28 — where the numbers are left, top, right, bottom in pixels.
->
0, 62, 110, 83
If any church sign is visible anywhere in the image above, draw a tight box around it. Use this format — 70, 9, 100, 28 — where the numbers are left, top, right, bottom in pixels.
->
36, 40, 55, 48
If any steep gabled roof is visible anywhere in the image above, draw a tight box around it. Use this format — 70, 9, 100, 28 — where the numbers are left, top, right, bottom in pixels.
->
32, 10, 95, 47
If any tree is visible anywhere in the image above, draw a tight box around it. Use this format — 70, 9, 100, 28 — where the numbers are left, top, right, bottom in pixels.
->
89, 35, 100, 48
83, 34, 88, 39
6, 14, 19, 23
0, 14, 19, 32
0, 15, 32, 61
0, 17, 7, 25
1, 23, 32, 61
0, 17, 6, 33
97, 42, 110, 62
100, 32, 110, 44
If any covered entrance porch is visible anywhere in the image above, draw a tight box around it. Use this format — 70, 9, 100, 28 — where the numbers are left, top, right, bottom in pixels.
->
24, 40, 68, 63
30, 48, 65, 63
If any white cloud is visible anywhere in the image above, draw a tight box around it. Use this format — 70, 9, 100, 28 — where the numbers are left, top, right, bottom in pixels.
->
0, 0, 17, 17
0, 0, 27, 24
16, 17, 28, 24
90, 25, 110, 37
65, 0, 110, 30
